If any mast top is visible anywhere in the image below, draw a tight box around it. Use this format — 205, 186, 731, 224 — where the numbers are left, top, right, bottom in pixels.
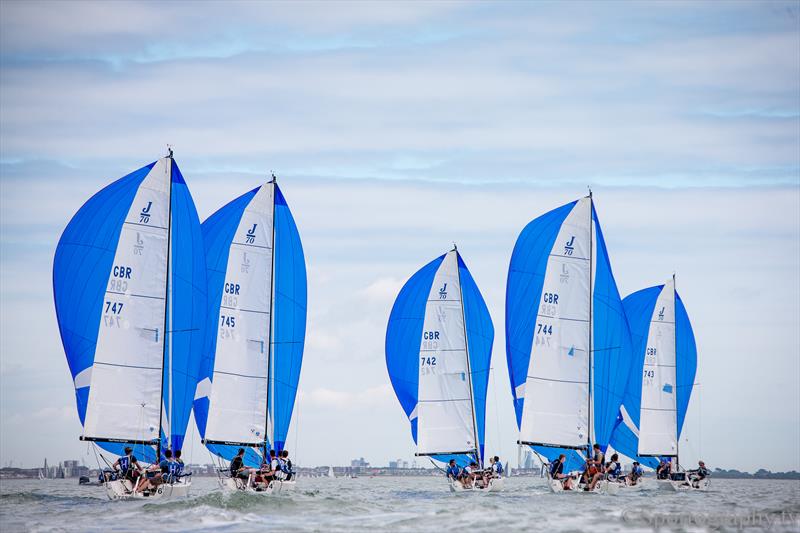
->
166, 145, 173, 159
270, 172, 277, 184
451, 242, 458, 252
587, 186, 592, 198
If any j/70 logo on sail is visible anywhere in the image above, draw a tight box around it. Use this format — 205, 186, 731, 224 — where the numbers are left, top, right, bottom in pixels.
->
139, 201, 152, 223
658, 306, 665, 321
133, 233, 144, 255
246, 223, 257, 244
564, 236, 575, 255
438, 283, 447, 300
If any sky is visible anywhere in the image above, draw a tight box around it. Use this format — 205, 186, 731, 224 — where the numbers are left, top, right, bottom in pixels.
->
0, 1, 798, 473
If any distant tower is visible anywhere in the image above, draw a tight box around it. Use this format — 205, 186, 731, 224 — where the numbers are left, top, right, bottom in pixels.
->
44, 458, 48, 478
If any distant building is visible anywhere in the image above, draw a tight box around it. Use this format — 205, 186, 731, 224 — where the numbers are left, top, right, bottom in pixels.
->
523, 450, 534, 470
350, 457, 369, 469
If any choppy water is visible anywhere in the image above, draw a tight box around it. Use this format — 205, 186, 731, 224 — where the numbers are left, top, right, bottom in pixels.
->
1, 476, 798, 532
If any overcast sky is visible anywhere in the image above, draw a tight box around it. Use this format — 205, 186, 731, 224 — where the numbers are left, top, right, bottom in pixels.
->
1, 1, 798, 472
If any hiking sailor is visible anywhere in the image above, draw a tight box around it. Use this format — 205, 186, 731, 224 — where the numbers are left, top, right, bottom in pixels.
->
627, 461, 643, 486
445, 459, 462, 483
112, 446, 144, 486
550, 454, 573, 490
687, 461, 710, 488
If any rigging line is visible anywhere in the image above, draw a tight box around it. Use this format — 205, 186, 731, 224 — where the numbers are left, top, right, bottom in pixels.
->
293, 387, 301, 466
490, 365, 501, 460
428, 458, 446, 474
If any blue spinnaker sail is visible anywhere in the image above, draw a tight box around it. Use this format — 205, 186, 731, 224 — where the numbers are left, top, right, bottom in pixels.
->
271, 185, 307, 452
609, 284, 696, 468
53, 158, 206, 463
505, 197, 631, 467
386, 250, 493, 465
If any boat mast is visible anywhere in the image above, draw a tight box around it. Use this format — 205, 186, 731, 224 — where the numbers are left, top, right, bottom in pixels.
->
586, 190, 593, 459
673, 273, 679, 471
264, 174, 278, 459
454, 245, 482, 468
157, 149, 174, 461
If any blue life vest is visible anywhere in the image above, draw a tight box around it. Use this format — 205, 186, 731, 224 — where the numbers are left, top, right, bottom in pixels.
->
494, 461, 504, 475
279, 459, 290, 474
118, 455, 131, 473
549, 461, 562, 477
609, 462, 621, 478
632, 465, 643, 477
446, 465, 461, 478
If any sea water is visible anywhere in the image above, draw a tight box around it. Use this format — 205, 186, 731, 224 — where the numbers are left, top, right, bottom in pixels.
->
1, 476, 798, 532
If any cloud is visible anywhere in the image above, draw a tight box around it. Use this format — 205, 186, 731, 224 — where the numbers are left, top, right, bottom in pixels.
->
300, 384, 394, 410
359, 277, 405, 304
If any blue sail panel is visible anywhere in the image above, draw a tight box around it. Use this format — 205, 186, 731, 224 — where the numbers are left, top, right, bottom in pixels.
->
457, 254, 494, 462
675, 292, 697, 437
193, 188, 258, 448
164, 160, 207, 454
590, 203, 633, 450
271, 184, 307, 452
386, 255, 445, 441
504, 201, 576, 427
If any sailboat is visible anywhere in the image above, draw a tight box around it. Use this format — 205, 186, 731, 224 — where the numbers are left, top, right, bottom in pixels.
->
610, 276, 703, 491
386, 247, 502, 493
193, 176, 306, 494
53, 154, 207, 500
505, 194, 633, 493
328, 466, 335, 479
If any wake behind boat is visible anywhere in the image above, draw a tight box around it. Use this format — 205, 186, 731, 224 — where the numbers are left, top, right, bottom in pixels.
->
53, 153, 206, 501
386, 247, 504, 493
193, 176, 306, 494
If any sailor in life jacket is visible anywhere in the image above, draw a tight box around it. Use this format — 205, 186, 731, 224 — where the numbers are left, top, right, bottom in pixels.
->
269, 449, 286, 480
627, 461, 643, 485
173, 449, 185, 479
445, 459, 462, 481
604, 453, 622, 481
280, 450, 294, 480
113, 446, 143, 482
489, 456, 504, 477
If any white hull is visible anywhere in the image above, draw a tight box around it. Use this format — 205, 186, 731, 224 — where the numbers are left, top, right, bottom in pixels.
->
547, 473, 639, 494
220, 476, 297, 494
449, 476, 504, 493
104, 479, 191, 501
658, 477, 709, 492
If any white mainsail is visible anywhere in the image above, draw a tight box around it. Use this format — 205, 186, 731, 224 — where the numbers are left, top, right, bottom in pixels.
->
518, 197, 593, 449
416, 250, 477, 455
204, 183, 275, 446
82, 159, 171, 443
638, 278, 678, 456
